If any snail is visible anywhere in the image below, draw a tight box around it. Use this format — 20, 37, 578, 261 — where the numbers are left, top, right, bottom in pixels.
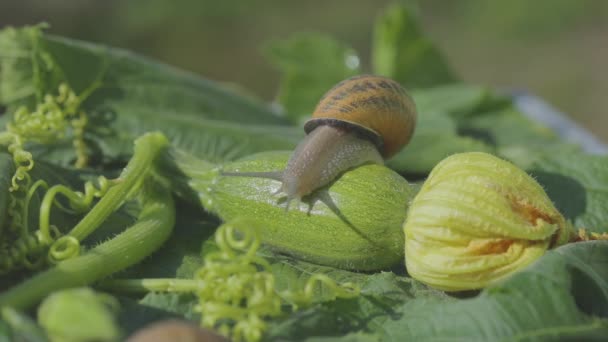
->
224, 75, 417, 208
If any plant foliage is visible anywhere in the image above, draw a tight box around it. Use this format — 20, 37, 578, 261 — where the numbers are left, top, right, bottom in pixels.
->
0, 4, 607, 342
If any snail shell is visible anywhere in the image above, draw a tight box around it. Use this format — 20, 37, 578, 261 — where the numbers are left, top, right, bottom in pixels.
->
304, 74, 416, 158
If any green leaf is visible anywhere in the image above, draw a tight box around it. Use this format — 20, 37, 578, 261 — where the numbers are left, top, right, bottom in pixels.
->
411, 83, 511, 119
264, 32, 360, 123
113, 296, 184, 338
0, 25, 63, 107
105, 109, 301, 163
379, 241, 608, 341
459, 107, 562, 148
387, 111, 492, 174
372, 4, 456, 88
0, 26, 297, 166
0, 26, 285, 125
138, 293, 199, 322
263, 252, 370, 300
264, 248, 448, 340
525, 151, 608, 233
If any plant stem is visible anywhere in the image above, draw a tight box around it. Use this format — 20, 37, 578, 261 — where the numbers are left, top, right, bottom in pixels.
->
68, 132, 169, 241
0, 182, 175, 310
98, 278, 201, 294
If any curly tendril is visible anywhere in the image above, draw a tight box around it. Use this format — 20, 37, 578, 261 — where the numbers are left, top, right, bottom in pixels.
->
96, 220, 360, 342
195, 222, 280, 342
7, 84, 83, 145
38, 176, 114, 243
6, 136, 33, 193
0, 83, 99, 274
195, 221, 359, 342
280, 274, 360, 310
48, 235, 81, 264
0, 175, 116, 273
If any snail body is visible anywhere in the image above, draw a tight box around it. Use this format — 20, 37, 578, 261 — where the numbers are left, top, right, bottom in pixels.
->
227, 75, 417, 206
280, 124, 383, 201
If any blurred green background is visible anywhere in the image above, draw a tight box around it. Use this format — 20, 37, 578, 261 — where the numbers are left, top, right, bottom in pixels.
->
1, 0, 606, 141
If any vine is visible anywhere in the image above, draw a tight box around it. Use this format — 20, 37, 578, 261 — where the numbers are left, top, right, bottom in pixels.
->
0, 82, 106, 273
99, 221, 360, 342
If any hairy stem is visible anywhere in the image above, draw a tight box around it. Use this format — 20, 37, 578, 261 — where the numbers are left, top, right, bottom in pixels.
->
98, 278, 201, 294
67, 132, 169, 241
0, 182, 175, 310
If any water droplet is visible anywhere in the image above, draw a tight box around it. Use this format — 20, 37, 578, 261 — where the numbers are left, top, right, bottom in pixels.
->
345, 54, 360, 70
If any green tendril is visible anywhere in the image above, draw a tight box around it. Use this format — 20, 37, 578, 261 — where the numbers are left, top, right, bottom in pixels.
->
0, 126, 166, 276
0, 83, 96, 273
48, 235, 81, 263
38, 176, 115, 244
7, 84, 83, 145
198, 222, 358, 341
71, 110, 89, 168
280, 274, 359, 310
0, 175, 116, 274
0, 179, 176, 311
97, 220, 360, 342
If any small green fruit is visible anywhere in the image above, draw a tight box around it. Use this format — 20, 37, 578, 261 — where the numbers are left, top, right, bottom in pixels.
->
173, 150, 413, 271
404, 152, 574, 291
38, 287, 120, 342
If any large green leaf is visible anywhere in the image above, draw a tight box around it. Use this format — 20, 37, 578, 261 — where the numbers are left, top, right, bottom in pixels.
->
137, 292, 199, 322
264, 249, 448, 340
0, 26, 298, 165
523, 151, 608, 233
411, 83, 511, 119
264, 32, 361, 123
105, 105, 301, 162
379, 241, 608, 341
459, 107, 562, 148
268, 242, 608, 341
388, 111, 492, 174
0, 26, 285, 125
372, 4, 456, 88
0, 25, 63, 107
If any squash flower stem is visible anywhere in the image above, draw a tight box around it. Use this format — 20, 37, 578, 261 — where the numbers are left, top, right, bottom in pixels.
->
0, 132, 176, 310
0, 181, 175, 310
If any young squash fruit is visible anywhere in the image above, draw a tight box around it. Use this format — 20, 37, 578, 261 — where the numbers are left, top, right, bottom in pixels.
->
404, 152, 575, 291
170, 150, 413, 271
